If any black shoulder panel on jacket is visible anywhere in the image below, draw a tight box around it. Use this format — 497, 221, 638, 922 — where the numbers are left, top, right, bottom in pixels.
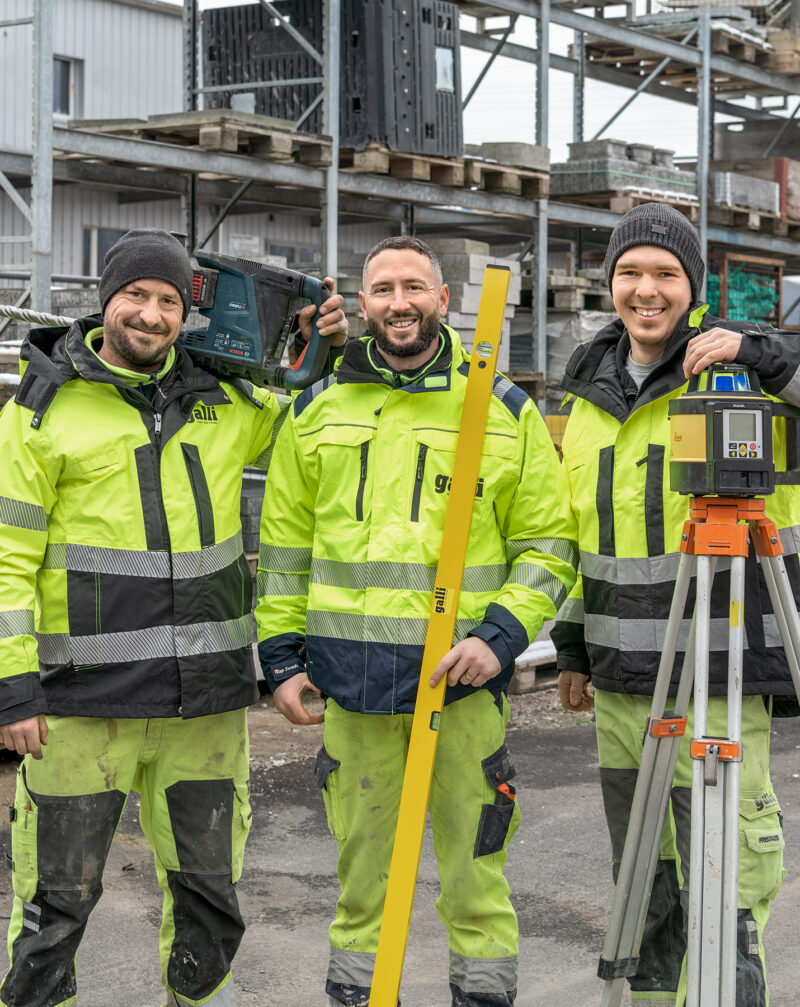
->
294, 373, 336, 418
15, 326, 77, 428
492, 373, 528, 420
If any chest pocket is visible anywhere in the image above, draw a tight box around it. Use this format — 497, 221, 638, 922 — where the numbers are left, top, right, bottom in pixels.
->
411, 426, 516, 526
304, 425, 375, 523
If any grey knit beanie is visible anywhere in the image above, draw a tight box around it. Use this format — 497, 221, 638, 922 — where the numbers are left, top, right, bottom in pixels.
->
99, 229, 193, 320
604, 202, 705, 302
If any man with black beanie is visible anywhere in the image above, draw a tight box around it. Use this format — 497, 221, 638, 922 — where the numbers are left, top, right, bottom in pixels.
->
551, 202, 800, 1007
0, 228, 346, 1007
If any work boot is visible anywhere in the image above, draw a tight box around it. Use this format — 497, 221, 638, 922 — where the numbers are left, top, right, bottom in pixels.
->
164, 982, 238, 1006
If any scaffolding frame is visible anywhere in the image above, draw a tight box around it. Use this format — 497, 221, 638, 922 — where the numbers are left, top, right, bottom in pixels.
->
12, 0, 800, 382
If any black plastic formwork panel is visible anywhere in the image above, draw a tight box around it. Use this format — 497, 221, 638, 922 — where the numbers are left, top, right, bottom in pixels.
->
201, 0, 462, 157
203, 2, 324, 131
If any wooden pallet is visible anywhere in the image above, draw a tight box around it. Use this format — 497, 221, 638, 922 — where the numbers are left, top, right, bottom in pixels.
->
464, 158, 549, 199
571, 26, 776, 95
709, 205, 789, 235
339, 143, 465, 186
68, 111, 333, 165
562, 189, 699, 218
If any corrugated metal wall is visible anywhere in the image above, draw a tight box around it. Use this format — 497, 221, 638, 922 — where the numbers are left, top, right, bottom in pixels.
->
0, 0, 398, 284
0, 0, 183, 152
0, 186, 389, 283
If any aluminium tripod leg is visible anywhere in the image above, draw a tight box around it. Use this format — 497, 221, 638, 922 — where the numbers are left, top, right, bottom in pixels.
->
685, 553, 744, 1007
599, 552, 697, 1007
760, 552, 800, 700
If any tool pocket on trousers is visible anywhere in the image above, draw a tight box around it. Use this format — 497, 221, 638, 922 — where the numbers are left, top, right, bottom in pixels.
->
10, 766, 38, 902
474, 743, 517, 859
315, 745, 345, 842
739, 793, 785, 905
231, 781, 252, 884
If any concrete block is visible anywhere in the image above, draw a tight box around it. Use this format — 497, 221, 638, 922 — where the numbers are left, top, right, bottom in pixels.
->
712, 171, 780, 215
426, 237, 491, 256
627, 143, 655, 164
446, 283, 519, 314
474, 142, 550, 173
653, 148, 675, 168
567, 138, 629, 161
578, 267, 606, 282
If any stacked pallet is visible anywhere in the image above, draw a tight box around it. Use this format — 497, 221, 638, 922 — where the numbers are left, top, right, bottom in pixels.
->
550, 140, 697, 212
764, 29, 800, 75
69, 110, 334, 166
708, 157, 800, 236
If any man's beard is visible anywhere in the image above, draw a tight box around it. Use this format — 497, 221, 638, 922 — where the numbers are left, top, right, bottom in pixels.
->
368, 310, 440, 360
103, 318, 173, 369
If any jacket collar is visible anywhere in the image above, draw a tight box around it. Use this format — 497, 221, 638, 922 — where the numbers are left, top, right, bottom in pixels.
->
17, 316, 225, 425
336, 323, 457, 389
561, 303, 710, 422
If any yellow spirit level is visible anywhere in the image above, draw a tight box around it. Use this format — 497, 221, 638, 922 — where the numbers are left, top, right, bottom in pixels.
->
368, 265, 511, 1007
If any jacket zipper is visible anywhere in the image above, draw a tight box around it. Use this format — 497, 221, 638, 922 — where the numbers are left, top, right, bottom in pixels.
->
410, 443, 428, 522
355, 441, 369, 521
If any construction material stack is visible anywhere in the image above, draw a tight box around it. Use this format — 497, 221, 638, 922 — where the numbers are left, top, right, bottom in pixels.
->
549, 140, 697, 213
202, 0, 463, 157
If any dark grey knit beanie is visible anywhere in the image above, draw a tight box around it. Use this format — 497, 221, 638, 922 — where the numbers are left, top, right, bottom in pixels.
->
99, 229, 193, 320
604, 202, 705, 302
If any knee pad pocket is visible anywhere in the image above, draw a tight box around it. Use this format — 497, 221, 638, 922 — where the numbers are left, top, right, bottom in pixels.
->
10, 767, 38, 902
165, 779, 235, 875
316, 745, 346, 842
232, 782, 252, 883
24, 783, 124, 894
474, 744, 518, 859
739, 792, 785, 905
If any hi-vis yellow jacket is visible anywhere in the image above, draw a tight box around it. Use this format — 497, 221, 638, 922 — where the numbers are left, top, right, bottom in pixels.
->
552, 306, 800, 702
0, 318, 281, 725
255, 326, 578, 714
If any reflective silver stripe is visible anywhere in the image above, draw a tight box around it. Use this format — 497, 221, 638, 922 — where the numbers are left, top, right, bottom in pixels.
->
306, 609, 479, 646
41, 542, 66, 570
65, 543, 170, 578
556, 596, 584, 625
508, 562, 567, 606
173, 531, 243, 580
37, 613, 255, 666
448, 950, 517, 994
492, 375, 514, 403
778, 524, 800, 557
256, 571, 309, 598
252, 397, 291, 470
584, 613, 743, 653
310, 558, 434, 591
580, 550, 725, 586
582, 527, 800, 586
327, 947, 376, 988
42, 532, 243, 580
309, 558, 508, 594
0, 495, 47, 532
508, 536, 578, 569
0, 610, 34, 639
765, 613, 787, 649
259, 543, 313, 573
174, 613, 255, 656
35, 633, 71, 665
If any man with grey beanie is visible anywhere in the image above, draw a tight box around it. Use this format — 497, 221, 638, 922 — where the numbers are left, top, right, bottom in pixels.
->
0, 228, 347, 1007
551, 202, 800, 1007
